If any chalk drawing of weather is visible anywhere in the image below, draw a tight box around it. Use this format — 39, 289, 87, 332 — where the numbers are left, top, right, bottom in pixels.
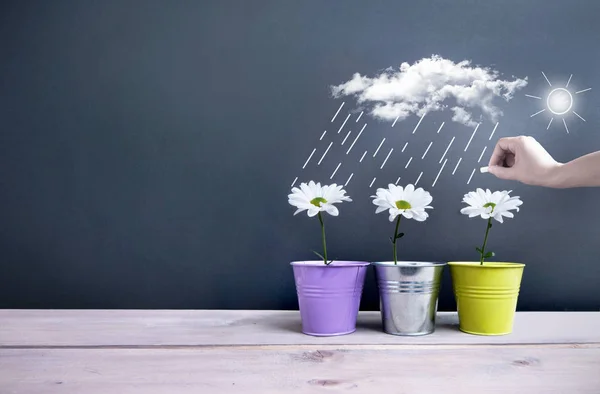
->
291, 55, 528, 190
526, 72, 591, 133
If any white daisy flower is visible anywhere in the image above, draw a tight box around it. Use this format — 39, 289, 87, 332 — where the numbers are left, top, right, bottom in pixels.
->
288, 181, 352, 217
460, 188, 523, 223
372, 183, 433, 222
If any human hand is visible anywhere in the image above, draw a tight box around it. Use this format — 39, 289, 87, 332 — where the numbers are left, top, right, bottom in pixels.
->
487, 136, 563, 187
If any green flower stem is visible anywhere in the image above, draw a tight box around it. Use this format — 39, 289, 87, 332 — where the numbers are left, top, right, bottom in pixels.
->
392, 215, 401, 265
317, 212, 329, 265
480, 218, 492, 265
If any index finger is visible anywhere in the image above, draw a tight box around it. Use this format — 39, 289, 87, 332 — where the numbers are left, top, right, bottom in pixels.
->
488, 136, 519, 167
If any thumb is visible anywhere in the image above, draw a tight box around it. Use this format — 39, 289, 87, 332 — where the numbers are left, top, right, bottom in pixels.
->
487, 165, 515, 180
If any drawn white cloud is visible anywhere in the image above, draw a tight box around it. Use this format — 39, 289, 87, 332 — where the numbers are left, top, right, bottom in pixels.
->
331, 55, 528, 127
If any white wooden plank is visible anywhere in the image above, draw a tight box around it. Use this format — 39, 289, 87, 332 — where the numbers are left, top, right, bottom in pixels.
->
0, 346, 599, 393
0, 310, 599, 347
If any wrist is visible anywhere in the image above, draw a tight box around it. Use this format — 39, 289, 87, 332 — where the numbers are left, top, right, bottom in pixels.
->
547, 162, 569, 188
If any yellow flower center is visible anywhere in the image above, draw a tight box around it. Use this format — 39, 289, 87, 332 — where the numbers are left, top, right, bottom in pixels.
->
483, 202, 496, 213
310, 197, 328, 207
395, 200, 411, 210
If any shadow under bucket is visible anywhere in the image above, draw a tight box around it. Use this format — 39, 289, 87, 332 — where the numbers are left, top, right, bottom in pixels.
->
373, 261, 446, 336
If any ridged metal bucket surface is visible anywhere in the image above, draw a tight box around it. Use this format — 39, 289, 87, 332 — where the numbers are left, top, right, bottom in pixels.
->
448, 261, 525, 335
373, 261, 445, 336
291, 260, 369, 336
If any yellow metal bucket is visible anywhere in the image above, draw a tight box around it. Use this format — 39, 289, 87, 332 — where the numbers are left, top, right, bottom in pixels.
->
448, 261, 525, 335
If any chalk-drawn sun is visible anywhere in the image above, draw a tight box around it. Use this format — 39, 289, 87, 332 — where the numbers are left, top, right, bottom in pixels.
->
526, 72, 591, 133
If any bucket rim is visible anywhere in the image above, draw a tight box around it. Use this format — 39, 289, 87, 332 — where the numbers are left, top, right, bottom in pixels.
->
371, 261, 446, 267
447, 261, 525, 268
290, 260, 370, 267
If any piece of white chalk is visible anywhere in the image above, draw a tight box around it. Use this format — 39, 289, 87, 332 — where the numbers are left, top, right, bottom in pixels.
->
480, 166, 489, 173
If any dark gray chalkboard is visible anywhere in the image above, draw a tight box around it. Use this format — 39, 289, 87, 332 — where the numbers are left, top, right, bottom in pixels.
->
1, 0, 599, 310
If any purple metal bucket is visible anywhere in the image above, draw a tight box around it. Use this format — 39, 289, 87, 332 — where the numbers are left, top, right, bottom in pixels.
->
291, 260, 370, 336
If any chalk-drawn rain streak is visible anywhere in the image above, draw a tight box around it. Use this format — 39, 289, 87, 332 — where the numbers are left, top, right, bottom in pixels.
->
464, 123, 480, 152
373, 138, 386, 157
337, 113, 351, 134
318, 142, 333, 165
432, 159, 448, 187
422, 141, 433, 159
330, 102, 344, 122
330, 162, 342, 179
467, 168, 476, 184
415, 171, 423, 186
439, 137, 455, 163
436, 122, 445, 134
452, 157, 462, 175
344, 172, 354, 186
477, 146, 488, 163
380, 148, 393, 169
359, 150, 367, 163
346, 123, 367, 154
293, 102, 501, 191
412, 114, 426, 134
341, 130, 352, 145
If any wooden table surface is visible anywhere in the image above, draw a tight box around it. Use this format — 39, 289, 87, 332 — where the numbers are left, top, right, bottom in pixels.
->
1, 310, 599, 393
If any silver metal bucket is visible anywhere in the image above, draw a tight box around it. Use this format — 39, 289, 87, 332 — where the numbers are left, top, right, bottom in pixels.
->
372, 261, 446, 336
